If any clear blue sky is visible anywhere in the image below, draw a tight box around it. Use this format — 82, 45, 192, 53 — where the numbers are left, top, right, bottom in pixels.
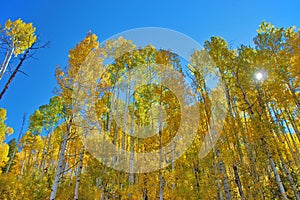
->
1, 0, 299, 141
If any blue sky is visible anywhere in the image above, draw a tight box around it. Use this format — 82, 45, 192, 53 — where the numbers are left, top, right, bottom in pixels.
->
1, 0, 299, 141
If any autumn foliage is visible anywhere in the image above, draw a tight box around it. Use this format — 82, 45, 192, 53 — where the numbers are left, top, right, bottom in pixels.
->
0, 20, 300, 200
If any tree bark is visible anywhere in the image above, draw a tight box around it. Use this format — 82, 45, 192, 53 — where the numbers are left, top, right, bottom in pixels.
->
0, 47, 14, 79
6, 114, 26, 173
233, 165, 245, 200
261, 138, 287, 200
129, 92, 136, 185
0, 48, 30, 99
216, 148, 231, 200
280, 156, 300, 200
159, 171, 164, 200
214, 160, 224, 200
74, 146, 85, 200
50, 121, 71, 200
287, 82, 300, 110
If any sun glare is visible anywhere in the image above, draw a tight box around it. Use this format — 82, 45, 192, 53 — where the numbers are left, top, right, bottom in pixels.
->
255, 72, 263, 81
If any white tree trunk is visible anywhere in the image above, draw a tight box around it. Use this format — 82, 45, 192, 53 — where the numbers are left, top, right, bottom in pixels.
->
122, 71, 131, 153
159, 172, 164, 200
280, 157, 300, 200
74, 146, 85, 200
19, 151, 26, 178
214, 160, 224, 200
50, 122, 70, 200
0, 47, 14, 79
158, 86, 164, 200
129, 92, 135, 185
267, 150, 287, 200
216, 148, 231, 200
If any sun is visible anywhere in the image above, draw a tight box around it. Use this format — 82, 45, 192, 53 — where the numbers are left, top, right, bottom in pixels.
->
255, 72, 263, 81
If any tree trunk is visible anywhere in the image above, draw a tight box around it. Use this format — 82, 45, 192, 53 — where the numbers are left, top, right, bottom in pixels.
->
280, 156, 300, 200
216, 148, 231, 200
171, 141, 176, 190
287, 82, 300, 110
271, 106, 300, 166
214, 160, 224, 200
286, 108, 300, 142
269, 155, 287, 200
261, 137, 288, 200
284, 119, 300, 159
40, 131, 54, 181
129, 92, 136, 185
159, 85, 165, 200
74, 146, 85, 200
121, 71, 131, 154
256, 85, 288, 200
5, 147, 17, 173
0, 48, 30, 99
233, 165, 245, 200
143, 188, 148, 200
19, 150, 26, 180
159, 172, 164, 200
50, 121, 71, 200
0, 47, 14, 79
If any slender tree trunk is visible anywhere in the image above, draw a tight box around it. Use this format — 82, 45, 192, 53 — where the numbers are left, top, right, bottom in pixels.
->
113, 88, 120, 152
129, 92, 136, 185
40, 131, 53, 181
0, 48, 30, 99
26, 144, 33, 173
143, 188, 148, 200
255, 84, 288, 200
287, 82, 300, 110
6, 146, 17, 173
269, 155, 287, 200
129, 138, 135, 183
193, 161, 201, 196
121, 71, 130, 153
234, 72, 255, 115
270, 106, 300, 166
280, 156, 300, 200
158, 85, 164, 200
171, 140, 176, 190
261, 138, 288, 200
0, 47, 14, 79
50, 120, 71, 200
216, 148, 231, 200
286, 108, 300, 142
214, 160, 224, 200
232, 99, 263, 199
159, 171, 164, 200
74, 146, 85, 200
6, 114, 26, 173
19, 150, 27, 180
233, 165, 245, 200
284, 119, 300, 158
120, 70, 129, 199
